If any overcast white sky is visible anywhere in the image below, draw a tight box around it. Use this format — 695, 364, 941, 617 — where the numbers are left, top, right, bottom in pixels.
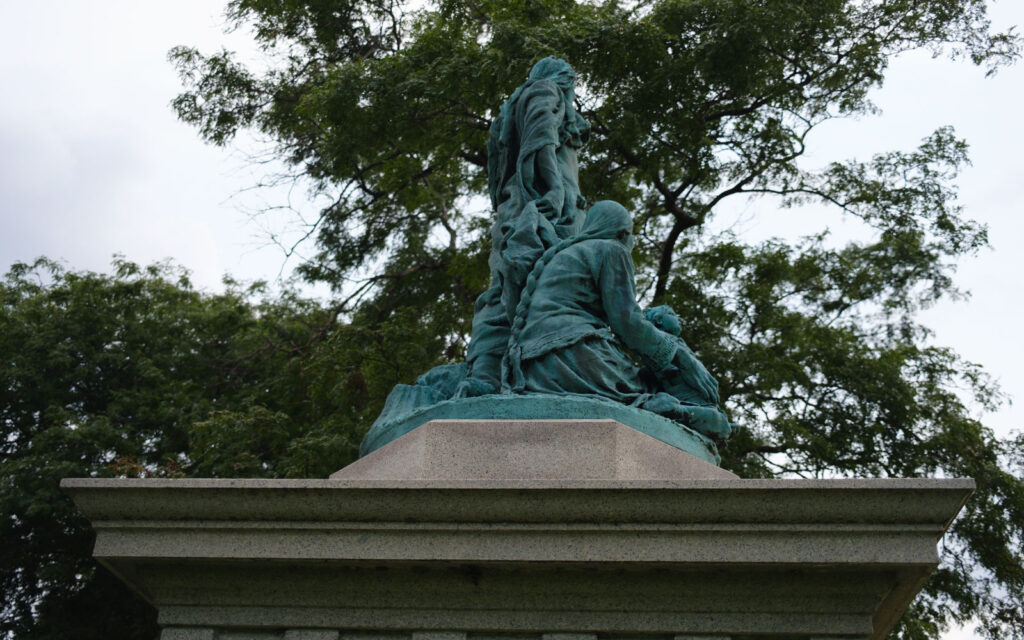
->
0, 3, 1020, 637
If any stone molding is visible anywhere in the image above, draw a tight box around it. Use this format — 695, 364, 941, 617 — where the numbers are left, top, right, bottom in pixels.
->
63, 476, 972, 640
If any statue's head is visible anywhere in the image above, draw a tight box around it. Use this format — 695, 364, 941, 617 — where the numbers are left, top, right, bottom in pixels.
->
528, 56, 577, 93
644, 305, 682, 336
583, 200, 633, 248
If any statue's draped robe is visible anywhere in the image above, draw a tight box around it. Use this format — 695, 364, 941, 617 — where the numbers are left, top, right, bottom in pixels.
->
511, 238, 675, 402
465, 78, 589, 391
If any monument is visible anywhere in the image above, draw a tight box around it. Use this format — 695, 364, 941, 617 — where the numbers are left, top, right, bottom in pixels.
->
362, 58, 730, 462
64, 58, 971, 640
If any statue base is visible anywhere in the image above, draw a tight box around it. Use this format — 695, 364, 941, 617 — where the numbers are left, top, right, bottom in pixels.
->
63, 419, 972, 640
360, 393, 721, 464
336, 419, 736, 481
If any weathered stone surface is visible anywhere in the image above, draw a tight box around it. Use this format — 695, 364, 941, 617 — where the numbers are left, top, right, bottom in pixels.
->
284, 632, 341, 640
334, 419, 737, 481
63, 473, 971, 640
160, 628, 215, 640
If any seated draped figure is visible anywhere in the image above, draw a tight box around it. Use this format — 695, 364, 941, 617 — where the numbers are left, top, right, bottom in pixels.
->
502, 200, 731, 439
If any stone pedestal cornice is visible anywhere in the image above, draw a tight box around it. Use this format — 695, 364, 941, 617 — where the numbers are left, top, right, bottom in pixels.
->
63, 476, 972, 640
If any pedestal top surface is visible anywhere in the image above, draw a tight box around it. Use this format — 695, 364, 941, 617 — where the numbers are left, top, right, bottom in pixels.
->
333, 419, 738, 481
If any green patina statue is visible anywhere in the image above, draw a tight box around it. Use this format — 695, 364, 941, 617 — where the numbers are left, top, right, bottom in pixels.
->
462, 56, 590, 395
361, 58, 732, 460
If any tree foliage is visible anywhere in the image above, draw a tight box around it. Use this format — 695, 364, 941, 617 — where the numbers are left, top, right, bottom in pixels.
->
0, 259, 405, 638
3, 1, 1022, 639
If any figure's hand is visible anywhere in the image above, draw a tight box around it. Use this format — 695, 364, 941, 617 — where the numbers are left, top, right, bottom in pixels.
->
534, 195, 559, 220
673, 350, 720, 405
534, 184, 565, 222
683, 406, 732, 440
640, 392, 683, 419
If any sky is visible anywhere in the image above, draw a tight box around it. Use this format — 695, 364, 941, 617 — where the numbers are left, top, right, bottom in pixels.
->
0, 3, 1020, 638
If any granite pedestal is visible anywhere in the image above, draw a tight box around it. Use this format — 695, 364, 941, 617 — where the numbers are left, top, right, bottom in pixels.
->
63, 420, 972, 640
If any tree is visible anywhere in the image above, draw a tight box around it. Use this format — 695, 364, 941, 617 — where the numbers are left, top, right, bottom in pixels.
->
167, 1, 1024, 637
0, 258, 412, 638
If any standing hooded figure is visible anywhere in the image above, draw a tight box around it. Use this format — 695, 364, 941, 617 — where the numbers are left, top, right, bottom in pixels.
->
461, 57, 591, 395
